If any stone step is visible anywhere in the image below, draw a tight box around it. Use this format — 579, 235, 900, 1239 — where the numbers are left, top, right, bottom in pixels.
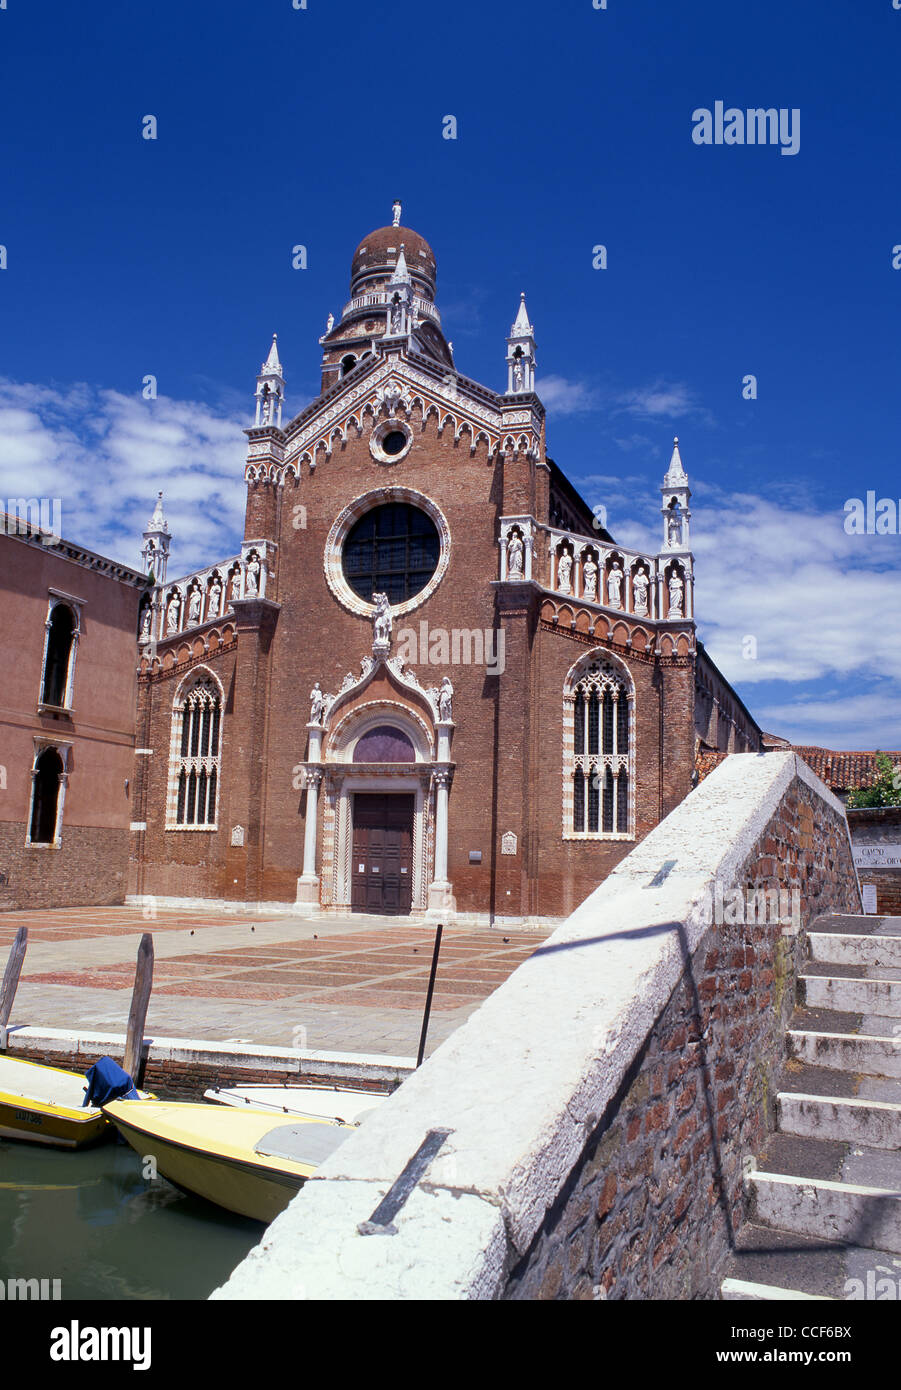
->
799, 973, 901, 1016
777, 1092, 901, 1148
788, 1029, 901, 1078
809, 932, 901, 969
719, 1222, 901, 1300
747, 1171, 901, 1253
809, 914, 901, 936
720, 1277, 834, 1300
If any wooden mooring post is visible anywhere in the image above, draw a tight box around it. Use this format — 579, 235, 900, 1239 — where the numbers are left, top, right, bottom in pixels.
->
123, 933, 154, 1083
0, 926, 27, 1052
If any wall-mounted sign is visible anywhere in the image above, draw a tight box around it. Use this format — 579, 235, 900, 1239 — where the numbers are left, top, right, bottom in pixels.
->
231, 825, 245, 847
501, 831, 517, 856
853, 845, 901, 869
861, 883, 878, 914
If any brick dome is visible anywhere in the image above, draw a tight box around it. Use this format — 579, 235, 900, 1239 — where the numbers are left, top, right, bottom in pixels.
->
350, 226, 437, 300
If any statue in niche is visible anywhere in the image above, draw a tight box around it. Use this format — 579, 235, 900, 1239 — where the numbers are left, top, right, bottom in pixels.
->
668, 571, 684, 617
667, 507, 682, 547
607, 562, 624, 609
166, 595, 180, 634
438, 676, 454, 721
208, 577, 222, 617
373, 592, 392, 648
309, 682, 324, 724
390, 298, 404, 334
557, 550, 573, 594
512, 359, 524, 391
632, 569, 649, 616
140, 605, 152, 640
507, 532, 524, 579
582, 555, 598, 601
187, 587, 202, 625
245, 554, 261, 596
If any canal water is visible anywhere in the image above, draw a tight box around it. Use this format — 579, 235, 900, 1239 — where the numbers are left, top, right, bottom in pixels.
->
0, 1135, 262, 1300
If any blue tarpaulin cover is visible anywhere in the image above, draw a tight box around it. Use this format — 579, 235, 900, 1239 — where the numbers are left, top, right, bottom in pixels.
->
83, 1056, 140, 1107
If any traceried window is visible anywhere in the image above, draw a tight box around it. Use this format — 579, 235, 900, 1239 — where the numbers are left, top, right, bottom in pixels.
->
342, 502, 440, 605
568, 660, 631, 837
171, 678, 222, 828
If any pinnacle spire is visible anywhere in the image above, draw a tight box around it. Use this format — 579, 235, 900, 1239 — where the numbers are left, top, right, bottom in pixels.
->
511, 291, 533, 337
262, 333, 282, 374
664, 436, 688, 485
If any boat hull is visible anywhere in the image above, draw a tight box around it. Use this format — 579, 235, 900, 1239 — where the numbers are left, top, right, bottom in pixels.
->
104, 1102, 323, 1224
0, 1056, 108, 1149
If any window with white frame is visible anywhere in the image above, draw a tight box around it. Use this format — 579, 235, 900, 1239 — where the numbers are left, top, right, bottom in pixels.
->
27, 743, 69, 845
169, 677, 222, 828
39, 598, 80, 709
566, 658, 632, 837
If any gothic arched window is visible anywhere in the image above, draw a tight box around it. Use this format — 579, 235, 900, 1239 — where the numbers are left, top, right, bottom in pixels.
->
169, 677, 222, 828
28, 747, 65, 844
41, 602, 77, 708
566, 658, 632, 838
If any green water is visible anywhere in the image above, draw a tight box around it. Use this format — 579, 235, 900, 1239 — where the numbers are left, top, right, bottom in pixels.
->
0, 1135, 262, 1300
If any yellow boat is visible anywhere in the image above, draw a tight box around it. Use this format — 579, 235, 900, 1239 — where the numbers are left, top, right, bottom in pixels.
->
104, 1100, 354, 1224
0, 1055, 110, 1149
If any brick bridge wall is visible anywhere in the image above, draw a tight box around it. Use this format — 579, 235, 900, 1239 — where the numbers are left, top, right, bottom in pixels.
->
213, 752, 862, 1303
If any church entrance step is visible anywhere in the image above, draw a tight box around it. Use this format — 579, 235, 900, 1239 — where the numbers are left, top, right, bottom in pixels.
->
798, 973, 901, 1016
788, 1029, 901, 1078
777, 1091, 901, 1148
747, 1171, 901, 1254
809, 932, 901, 969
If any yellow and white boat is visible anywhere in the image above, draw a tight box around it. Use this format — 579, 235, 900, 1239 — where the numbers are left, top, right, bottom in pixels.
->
104, 1100, 354, 1224
0, 1055, 109, 1149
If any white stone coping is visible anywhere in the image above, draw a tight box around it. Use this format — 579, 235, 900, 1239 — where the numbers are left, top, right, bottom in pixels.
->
213, 752, 858, 1301
3, 1027, 414, 1082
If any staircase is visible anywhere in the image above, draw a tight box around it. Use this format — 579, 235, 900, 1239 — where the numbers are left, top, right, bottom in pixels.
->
721, 913, 901, 1300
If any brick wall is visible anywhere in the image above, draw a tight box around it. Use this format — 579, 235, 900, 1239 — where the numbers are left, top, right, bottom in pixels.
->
0, 823, 130, 910
506, 780, 858, 1299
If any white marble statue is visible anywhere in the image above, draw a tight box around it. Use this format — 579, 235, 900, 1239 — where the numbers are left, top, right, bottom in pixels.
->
667, 509, 682, 547
187, 587, 202, 624
245, 555, 261, 596
607, 563, 624, 609
166, 596, 180, 634
582, 556, 598, 601
507, 532, 524, 579
512, 360, 524, 390
438, 676, 454, 721
208, 578, 222, 617
140, 605, 152, 640
326, 312, 335, 332
557, 551, 573, 594
668, 572, 684, 617
390, 299, 404, 333
373, 592, 392, 647
310, 682, 324, 724
392, 200, 402, 228
632, 569, 649, 616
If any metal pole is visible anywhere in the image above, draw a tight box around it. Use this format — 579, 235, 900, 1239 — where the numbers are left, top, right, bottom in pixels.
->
416, 924, 443, 1068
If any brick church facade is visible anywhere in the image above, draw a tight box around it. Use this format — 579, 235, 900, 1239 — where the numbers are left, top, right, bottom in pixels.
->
127, 208, 763, 925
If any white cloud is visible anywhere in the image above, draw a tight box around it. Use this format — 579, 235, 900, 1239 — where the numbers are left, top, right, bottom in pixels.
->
612, 380, 706, 422
536, 375, 600, 415
0, 378, 247, 576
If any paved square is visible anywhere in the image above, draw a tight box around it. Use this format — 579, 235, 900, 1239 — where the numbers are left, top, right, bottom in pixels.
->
2, 906, 550, 1058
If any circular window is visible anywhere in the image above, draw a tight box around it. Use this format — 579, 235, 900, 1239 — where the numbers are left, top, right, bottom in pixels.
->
324, 487, 451, 620
382, 430, 407, 456
343, 503, 440, 605
369, 419, 413, 463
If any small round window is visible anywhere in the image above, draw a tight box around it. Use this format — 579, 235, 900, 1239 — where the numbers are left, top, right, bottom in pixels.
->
342, 503, 440, 605
381, 430, 407, 456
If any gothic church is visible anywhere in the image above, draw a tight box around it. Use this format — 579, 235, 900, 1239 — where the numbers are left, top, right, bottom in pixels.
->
130, 206, 762, 924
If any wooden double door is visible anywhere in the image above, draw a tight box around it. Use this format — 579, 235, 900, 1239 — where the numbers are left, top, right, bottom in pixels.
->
351, 793, 414, 916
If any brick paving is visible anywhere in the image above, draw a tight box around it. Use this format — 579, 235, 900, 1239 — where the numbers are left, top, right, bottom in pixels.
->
2, 905, 549, 1057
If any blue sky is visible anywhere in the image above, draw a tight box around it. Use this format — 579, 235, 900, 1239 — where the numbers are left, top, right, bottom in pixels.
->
1, 0, 899, 749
